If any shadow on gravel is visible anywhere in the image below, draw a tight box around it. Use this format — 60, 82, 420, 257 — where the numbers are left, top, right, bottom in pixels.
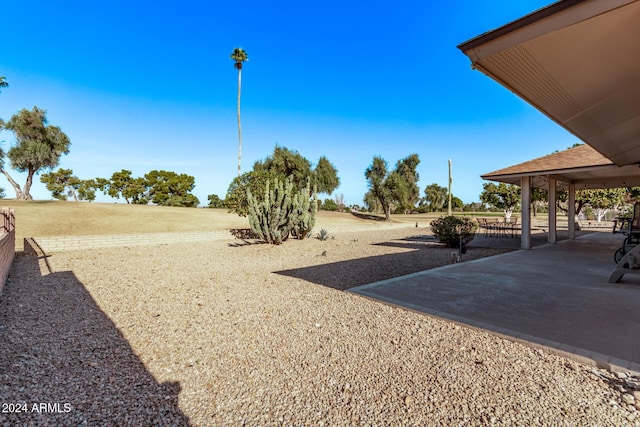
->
0, 253, 191, 426
275, 238, 511, 291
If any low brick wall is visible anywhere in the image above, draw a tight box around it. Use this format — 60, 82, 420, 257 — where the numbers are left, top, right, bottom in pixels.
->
29, 230, 234, 253
0, 229, 15, 295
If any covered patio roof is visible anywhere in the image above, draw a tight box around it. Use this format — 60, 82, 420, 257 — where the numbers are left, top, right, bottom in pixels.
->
458, 0, 640, 249
458, 0, 640, 166
482, 144, 640, 190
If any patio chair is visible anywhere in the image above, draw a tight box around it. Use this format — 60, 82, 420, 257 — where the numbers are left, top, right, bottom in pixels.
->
613, 203, 640, 263
480, 218, 492, 237
609, 202, 640, 282
483, 218, 500, 237
507, 217, 519, 238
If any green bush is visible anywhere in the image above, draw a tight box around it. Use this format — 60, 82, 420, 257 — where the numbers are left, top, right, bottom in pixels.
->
430, 216, 478, 248
322, 198, 339, 211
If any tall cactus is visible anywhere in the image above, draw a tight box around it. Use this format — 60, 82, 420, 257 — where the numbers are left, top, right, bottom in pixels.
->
290, 179, 317, 239
247, 176, 317, 244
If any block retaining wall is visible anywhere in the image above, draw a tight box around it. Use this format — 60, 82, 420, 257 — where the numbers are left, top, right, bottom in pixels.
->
0, 229, 15, 295
30, 230, 233, 253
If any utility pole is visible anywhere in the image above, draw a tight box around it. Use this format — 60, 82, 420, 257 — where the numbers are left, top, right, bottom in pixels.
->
448, 159, 452, 216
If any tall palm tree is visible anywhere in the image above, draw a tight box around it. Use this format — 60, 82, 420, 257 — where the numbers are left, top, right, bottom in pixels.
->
230, 48, 248, 176
0, 76, 8, 93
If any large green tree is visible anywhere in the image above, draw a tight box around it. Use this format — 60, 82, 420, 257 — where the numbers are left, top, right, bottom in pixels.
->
145, 170, 200, 207
40, 169, 98, 202
364, 154, 420, 220
254, 146, 312, 191
393, 154, 420, 212
558, 188, 625, 224
479, 182, 521, 219
2, 107, 71, 200
99, 169, 199, 207
227, 147, 339, 216
314, 156, 340, 195
254, 146, 340, 194
444, 195, 464, 211
225, 169, 278, 217
588, 188, 625, 222
531, 188, 547, 217
40, 168, 80, 201
422, 183, 448, 212
364, 157, 393, 220
100, 169, 148, 204
230, 47, 248, 176
207, 194, 225, 208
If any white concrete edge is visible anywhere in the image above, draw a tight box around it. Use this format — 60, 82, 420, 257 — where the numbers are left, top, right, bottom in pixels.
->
348, 290, 640, 375
349, 249, 523, 292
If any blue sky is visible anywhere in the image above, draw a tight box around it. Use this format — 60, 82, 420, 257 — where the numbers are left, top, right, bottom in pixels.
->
0, 0, 580, 206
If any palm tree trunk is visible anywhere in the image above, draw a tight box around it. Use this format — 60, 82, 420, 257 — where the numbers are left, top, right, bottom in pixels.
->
237, 68, 242, 176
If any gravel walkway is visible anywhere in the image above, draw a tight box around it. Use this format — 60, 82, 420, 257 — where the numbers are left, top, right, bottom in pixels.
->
1, 227, 639, 426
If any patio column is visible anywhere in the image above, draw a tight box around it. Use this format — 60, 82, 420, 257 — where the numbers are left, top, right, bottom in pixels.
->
568, 183, 576, 239
521, 176, 531, 249
548, 178, 557, 244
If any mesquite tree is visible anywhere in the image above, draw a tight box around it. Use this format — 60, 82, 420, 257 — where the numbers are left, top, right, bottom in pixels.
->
479, 182, 521, 220
2, 107, 70, 200
364, 154, 420, 220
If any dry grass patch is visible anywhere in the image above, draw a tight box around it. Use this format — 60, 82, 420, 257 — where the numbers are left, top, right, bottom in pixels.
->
2, 201, 422, 250
2, 201, 245, 250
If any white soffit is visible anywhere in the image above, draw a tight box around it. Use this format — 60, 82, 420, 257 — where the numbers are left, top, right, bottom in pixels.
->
459, 0, 640, 166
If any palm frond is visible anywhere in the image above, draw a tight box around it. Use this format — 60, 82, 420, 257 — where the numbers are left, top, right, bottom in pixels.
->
230, 48, 249, 63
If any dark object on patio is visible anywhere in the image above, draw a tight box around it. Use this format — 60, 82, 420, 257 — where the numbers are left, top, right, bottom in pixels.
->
609, 202, 640, 282
612, 203, 640, 264
480, 217, 519, 238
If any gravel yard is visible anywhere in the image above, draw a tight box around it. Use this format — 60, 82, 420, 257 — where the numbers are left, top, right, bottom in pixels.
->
1, 227, 639, 426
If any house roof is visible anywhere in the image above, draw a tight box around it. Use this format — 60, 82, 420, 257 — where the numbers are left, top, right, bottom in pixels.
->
458, 0, 640, 167
482, 144, 640, 190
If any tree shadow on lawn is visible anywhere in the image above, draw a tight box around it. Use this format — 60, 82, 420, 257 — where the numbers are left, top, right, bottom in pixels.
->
275, 238, 511, 291
349, 211, 388, 222
0, 253, 191, 426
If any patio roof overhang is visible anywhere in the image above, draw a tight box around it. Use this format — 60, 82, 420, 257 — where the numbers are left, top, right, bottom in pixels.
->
458, 0, 640, 167
482, 144, 640, 191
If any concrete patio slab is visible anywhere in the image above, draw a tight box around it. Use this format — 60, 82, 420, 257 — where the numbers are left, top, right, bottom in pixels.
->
349, 231, 640, 373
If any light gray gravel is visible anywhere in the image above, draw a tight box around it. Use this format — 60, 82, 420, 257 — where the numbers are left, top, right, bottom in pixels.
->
1, 228, 639, 426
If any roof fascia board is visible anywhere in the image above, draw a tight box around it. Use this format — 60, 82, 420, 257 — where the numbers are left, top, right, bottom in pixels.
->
482, 164, 618, 180
459, 0, 636, 62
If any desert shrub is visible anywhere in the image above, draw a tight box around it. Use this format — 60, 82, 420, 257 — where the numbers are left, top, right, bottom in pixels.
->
322, 198, 339, 211
430, 216, 478, 248
247, 176, 317, 244
316, 228, 330, 241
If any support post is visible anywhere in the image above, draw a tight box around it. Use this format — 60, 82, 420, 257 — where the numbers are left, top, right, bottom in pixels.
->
568, 184, 576, 239
521, 176, 531, 249
548, 178, 557, 244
